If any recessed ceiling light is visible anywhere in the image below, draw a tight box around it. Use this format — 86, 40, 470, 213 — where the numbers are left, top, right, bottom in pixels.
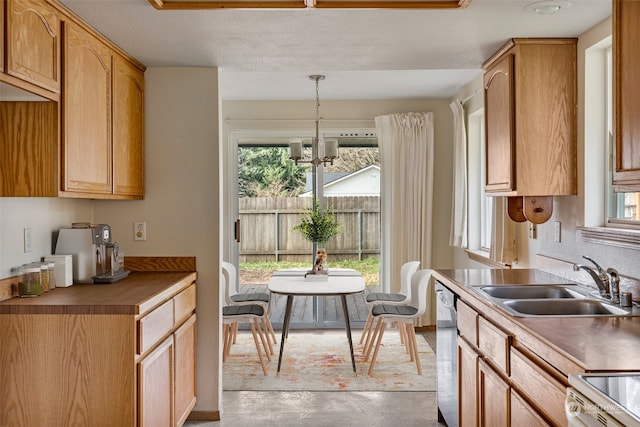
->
523, 0, 572, 15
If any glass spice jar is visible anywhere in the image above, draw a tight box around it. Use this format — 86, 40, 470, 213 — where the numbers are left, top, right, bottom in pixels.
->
39, 262, 49, 292
18, 264, 42, 297
47, 261, 56, 290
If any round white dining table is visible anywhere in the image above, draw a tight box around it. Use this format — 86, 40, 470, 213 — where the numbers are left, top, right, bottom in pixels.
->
268, 268, 365, 374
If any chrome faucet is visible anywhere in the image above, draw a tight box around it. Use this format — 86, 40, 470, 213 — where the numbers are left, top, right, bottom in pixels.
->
573, 255, 611, 298
607, 268, 621, 304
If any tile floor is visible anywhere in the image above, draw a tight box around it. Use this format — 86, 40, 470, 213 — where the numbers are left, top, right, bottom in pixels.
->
185, 330, 448, 427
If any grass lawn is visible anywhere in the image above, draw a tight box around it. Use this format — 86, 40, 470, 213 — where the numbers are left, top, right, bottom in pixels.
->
240, 258, 380, 286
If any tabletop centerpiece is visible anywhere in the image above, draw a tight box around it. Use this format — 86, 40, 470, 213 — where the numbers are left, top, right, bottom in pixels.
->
293, 199, 341, 278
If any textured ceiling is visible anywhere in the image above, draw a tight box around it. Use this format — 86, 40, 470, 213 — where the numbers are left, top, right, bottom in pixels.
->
61, 0, 611, 99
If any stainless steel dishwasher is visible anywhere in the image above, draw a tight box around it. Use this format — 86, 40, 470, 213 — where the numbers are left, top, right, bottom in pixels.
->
436, 281, 458, 427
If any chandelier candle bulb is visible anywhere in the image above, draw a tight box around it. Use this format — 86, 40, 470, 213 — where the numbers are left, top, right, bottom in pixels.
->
290, 140, 303, 160
325, 139, 338, 159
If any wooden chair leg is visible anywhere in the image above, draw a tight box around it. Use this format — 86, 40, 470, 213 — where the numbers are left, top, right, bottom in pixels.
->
249, 320, 268, 376
362, 309, 378, 352
223, 322, 235, 359
222, 324, 229, 361
364, 317, 382, 361
368, 320, 387, 376
266, 316, 277, 344
404, 322, 415, 361
232, 321, 239, 344
408, 324, 422, 375
359, 309, 373, 344
260, 316, 275, 356
254, 318, 272, 362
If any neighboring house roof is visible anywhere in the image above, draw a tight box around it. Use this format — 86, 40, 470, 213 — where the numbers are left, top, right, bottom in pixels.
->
301, 165, 380, 197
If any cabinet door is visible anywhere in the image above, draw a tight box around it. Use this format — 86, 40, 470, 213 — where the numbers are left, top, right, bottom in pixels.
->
139, 335, 174, 427
6, 0, 60, 92
458, 336, 478, 427
112, 56, 144, 196
174, 314, 197, 426
511, 390, 551, 427
614, 0, 640, 190
62, 21, 112, 194
484, 53, 515, 193
478, 359, 509, 427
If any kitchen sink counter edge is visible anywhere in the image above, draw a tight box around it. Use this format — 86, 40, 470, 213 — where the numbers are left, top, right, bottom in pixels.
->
0, 271, 197, 317
433, 268, 640, 373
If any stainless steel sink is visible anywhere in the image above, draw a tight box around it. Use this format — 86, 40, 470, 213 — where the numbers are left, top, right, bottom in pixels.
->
478, 285, 584, 300
501, 299, 630, 317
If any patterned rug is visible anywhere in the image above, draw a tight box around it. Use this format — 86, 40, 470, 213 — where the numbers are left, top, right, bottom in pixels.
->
223, 329, 436, 391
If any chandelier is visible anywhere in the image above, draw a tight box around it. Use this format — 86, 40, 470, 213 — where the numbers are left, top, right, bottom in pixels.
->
289, 75, 339, 167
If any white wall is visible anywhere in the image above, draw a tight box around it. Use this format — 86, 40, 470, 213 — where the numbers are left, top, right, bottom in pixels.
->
222, 98, 455, 270
93, 68, 222, 413
0, 198, 93, 277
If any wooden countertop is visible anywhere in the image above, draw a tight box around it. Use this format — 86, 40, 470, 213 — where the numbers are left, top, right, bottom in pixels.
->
0, 271, 197, 317
434, 269, 640, 373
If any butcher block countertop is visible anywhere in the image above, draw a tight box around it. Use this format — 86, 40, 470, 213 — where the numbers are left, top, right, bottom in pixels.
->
0, 271, 197, 317
434, 269, 640, 374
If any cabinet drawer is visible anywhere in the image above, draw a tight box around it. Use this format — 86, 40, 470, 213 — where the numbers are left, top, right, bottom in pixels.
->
510, 347, 566, 426
457, 300, 478, 346
478, 316, 510, 375
138, 299, 174, 355
174, 283, 196, 326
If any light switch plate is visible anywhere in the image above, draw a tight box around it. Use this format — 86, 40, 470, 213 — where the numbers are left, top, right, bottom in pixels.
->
24, 228, 32, 253
134, 222, 146, 241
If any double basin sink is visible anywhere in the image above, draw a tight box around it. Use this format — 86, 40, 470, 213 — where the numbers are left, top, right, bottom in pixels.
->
471, 284, 634, 317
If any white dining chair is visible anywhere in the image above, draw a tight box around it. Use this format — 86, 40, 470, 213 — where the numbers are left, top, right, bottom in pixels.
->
360, 260, 420, 349
365, 269, 434, 376
222, 304, 270, 376
222, 261, 277, 349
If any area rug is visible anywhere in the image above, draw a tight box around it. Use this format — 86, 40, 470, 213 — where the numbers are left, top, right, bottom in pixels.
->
223, 329, 436, 391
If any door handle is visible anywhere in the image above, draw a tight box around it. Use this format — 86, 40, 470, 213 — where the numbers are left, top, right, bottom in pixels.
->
234, 219, 241, 243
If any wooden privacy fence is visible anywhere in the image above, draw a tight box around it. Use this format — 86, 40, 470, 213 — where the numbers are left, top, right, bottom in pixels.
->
239, 196, 380, 262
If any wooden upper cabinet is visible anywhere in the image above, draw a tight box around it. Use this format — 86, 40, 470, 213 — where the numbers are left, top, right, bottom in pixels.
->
613, 0, 640, 191
113, 55, 145, 196
62, 20, 113, 195
483, 39, 577, 197
484, 53, 514, 193
6, 0, 60, 92
1, 0, 5, 73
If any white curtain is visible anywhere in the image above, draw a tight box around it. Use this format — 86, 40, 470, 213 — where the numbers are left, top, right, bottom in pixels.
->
375, 112, 435, 326
490, 197, 517, 265
449, 99, 468, 248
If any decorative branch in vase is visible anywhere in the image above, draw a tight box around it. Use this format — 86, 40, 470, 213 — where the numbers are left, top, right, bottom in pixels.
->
293, 199, 341, 276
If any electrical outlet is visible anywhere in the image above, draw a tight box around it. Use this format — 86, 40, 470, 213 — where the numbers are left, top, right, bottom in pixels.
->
554, 221, 561, 243
24, 228, 32, 253
134, 222, 146, 241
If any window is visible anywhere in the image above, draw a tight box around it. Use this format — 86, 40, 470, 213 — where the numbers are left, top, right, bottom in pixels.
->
467, 108, 492, 252
605, 47, 640, 226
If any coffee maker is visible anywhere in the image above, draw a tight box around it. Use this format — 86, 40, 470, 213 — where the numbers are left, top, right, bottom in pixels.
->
55, 223, 129, 284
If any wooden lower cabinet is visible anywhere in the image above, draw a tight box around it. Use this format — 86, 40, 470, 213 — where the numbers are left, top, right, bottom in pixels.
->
174, 314, 198, 426
456, 298, 564, 426
0, 280, 197, 427
139, 335, 174, 427
478, 359, 510, 427
458, 336, 479, 427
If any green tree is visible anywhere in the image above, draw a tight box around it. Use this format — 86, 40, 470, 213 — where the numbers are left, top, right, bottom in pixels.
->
238, 147, 307, 197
